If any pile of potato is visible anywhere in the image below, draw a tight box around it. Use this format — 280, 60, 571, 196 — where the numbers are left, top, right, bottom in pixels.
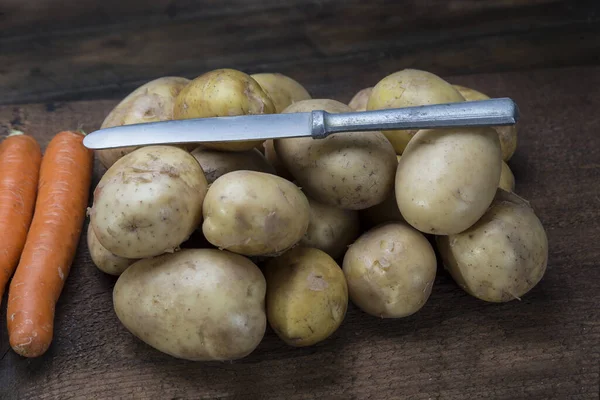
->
86, 67, 548, 361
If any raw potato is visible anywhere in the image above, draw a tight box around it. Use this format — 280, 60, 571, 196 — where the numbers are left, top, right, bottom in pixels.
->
359, 189, 405, 229
436, 189, 548, 302
202, 170, 310, 256
301, 196, 361, 260
173, 69, 275, 151
263, 139, 294, 181
113, 249, 266, 361
396, 127, 502, 235
275, 99, 397, 210
86, 224, 137, 276
90, 145, 208, 258
499, 161, 516, 192
251, 73, 311, 112
191, 147, 276, 184
453, 84, 518, 161
348, 87, 373, 111
343, 222, 437, 318
264, 247, 348, 347
367, 69, 465, 154
98, 76, 191, 168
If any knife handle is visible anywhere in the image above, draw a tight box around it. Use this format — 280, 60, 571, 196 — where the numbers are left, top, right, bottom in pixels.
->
311, 98, 519, 138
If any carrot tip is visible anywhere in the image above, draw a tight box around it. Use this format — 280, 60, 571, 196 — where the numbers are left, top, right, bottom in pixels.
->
8, 129, 24, 137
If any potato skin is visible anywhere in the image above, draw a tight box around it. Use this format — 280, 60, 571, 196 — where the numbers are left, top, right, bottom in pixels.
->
113, 249, 266, 361
190, 147, 275, 184
264, 247, 348, 347
453, 84, 518, 161
275, 99, 397, 210
436, 189, 548, 302
90, 145, 208, 258
173, 69, 275, 151
263, 139, 294, 181
251, 73, 311, 113
86, 224, 137, 276
499, 161, 515, 192
396, 127, 502, 235
202, 171, 310, 256
301, 196, 360, 260
348, 87, 373, 111
343, 222, 437, 318
98, 77, 191, 168
367, 69, 465, 154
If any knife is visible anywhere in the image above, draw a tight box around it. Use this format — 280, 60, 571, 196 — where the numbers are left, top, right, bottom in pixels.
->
83, 98, 519, 150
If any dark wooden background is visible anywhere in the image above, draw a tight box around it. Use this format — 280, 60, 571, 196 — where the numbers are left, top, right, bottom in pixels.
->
1, 1, 599, 399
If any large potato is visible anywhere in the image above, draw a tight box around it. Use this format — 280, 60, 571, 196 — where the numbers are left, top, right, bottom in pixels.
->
173, 69, 275, 151
86, 224, 137, 276
97, 77, 190, 168
202, 170, 310, 256
113, 249, 266, 361
191, 147, 275, 184
90, 145, 208, 258
396, 127, 502, 235
499, 161, 515, 192
436, 189, 548, 302
264, 247, 348, 347
251, 72, 311, 112
343, 222, 437, 318
301, 196, 360, 260
275, 99, 397, 210
453, 84, 518, 161
367, 69, 465, 154
348, 87, 373, 111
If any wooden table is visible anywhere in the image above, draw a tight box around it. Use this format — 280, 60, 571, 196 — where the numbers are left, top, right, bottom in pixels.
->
0, 65, 599, 399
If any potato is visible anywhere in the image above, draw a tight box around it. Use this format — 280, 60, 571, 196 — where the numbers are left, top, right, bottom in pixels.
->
275, 99, 397, 210
173, 68, 275, 151
436, 189, 548, 302
190, 147, 275, 184
367, 69, 465, 154
359, 189, 405, 229
263, 139, 294, 181
202, 170, 310, 256
113, 249, 266, 361
251, 73, 311, 113
86, 224, 137, 276
453, 84, 518, 161
97, 77, 191, 168
348, 87, 373, 111
264, 247, 348, 347
301, 196, 360, 260
90, 145, 208, 258
343, 222, 437, 318
396, 127, 502, 235
499, 161, 515, 192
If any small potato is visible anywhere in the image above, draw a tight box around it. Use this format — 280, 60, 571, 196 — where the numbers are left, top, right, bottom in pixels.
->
301, 196, 360, 260
191, 147, 275, 184
202, 171, 310, 256
275, 99, 397, 210
396, 127, 502, 235
251, 73, 311, 112
113, 249, 266, 361
264, 247, 348, 347
367, 69, 465, 154
173, 69, 275, 151
263, 139, 294, 181
343, 222, 437, 318
359, 189, 405, 229
90, 145, 208, 258
453, 84, 518, 161
348, 87, 373, 111
499, 161, 516, 192
97, 77, 191, 168
86, 224, 137, 276
436, 189, 548, 302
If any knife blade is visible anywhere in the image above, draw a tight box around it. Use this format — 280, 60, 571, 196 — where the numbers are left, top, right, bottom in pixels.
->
83, 98, 519, 150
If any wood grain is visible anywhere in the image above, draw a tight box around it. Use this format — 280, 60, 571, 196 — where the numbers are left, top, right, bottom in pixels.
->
0, 66, 599, 399
1, 0, 599, 104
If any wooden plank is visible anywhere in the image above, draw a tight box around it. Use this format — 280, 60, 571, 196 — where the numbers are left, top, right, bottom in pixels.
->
0, 65, 599, 399
1, 0, 599, 104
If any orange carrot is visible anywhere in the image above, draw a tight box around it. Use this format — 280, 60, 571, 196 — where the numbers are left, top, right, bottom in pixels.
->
0, 131, 42, 302
7, 130, 93, 357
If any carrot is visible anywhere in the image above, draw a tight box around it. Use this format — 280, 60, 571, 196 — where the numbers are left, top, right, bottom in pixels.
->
0, 131, 42, 302
7, 130, 93, 357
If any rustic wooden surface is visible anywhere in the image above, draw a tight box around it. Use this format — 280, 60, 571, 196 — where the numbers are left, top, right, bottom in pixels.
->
1, 0, 600, 105
0, 65, 599, 399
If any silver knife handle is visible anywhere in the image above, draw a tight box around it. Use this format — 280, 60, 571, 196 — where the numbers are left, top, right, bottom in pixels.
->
311, 98, 519, 138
